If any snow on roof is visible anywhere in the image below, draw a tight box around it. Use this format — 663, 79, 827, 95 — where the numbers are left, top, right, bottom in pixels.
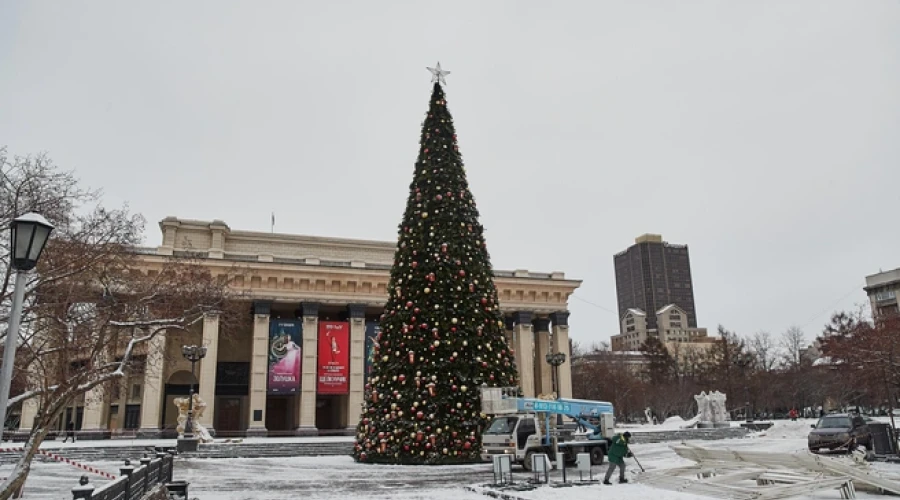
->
626, 308, 646, 317
656, 303, 683, 315
812, 356, 844, 367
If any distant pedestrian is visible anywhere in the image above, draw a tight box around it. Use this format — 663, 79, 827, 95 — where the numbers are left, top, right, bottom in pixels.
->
603, 431, 631, 485
789, 409, 798, 421
63, 421, 76, 443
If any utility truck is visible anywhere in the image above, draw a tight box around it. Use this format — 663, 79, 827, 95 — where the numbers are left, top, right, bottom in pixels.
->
479, 386, 615, 470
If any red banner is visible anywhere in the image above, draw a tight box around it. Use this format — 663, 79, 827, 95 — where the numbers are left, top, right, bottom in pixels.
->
318, 321, 349, 394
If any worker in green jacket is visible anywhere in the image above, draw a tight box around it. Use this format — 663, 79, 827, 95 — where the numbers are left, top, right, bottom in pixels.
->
603, 431, 632, 485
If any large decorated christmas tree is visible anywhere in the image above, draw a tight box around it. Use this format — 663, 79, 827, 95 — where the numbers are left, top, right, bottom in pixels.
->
353, 64, 519, 465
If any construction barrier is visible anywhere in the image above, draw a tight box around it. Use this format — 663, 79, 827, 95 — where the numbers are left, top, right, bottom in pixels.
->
0, 447, 116, 480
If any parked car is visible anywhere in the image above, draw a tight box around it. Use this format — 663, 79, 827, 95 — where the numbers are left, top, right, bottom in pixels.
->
808, 413, 871, 453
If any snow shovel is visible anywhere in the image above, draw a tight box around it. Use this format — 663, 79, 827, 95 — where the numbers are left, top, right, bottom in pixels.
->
629, 451, 645, 473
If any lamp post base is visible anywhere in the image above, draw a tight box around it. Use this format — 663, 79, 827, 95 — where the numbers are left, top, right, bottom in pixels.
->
177, 437, 199, 453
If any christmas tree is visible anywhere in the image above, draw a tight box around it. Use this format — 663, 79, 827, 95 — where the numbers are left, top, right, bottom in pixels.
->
353, 64, 519, 465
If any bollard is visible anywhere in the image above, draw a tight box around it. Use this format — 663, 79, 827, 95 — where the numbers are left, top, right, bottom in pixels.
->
120, 458, 134, 478
72, 475, 94, 500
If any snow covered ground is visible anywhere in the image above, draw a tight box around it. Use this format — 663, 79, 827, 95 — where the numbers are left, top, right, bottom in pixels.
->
7, 418, 899, 499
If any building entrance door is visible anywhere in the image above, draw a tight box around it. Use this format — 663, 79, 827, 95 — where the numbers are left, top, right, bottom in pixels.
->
217, 398, 242, 433
124, 405, 141, 430
266, 397, 290, 434
316, 395, 345, 431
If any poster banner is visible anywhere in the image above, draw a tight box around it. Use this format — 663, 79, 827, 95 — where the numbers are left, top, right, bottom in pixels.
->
364, 322, 381, 385
318, 321, 350, 394
268, 319, 302, 395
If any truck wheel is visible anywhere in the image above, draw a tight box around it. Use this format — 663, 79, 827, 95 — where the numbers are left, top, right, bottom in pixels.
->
523, 451, 535, 471
590, 447, 605, 465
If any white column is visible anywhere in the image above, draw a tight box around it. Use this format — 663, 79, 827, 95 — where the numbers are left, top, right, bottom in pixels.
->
533, 318, 552, 397
346, 304, 366, 430
139, 332, 166, 436
297, 303, 319, 435
551, 312, 573, 399
111, 371, 130, 431
504, 316, 515, 349
81, 350, 108, 437
512, 312, 535, 398
18, 398, 37, 432
247, 302, 270, 437
197, 314, 220, 432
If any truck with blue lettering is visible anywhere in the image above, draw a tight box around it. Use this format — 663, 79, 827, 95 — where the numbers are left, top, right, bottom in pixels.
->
479, 387, 615, 470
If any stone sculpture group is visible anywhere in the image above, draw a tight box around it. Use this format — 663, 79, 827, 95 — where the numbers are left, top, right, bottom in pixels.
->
695, 390, 730, 428
174, 393, 214, 443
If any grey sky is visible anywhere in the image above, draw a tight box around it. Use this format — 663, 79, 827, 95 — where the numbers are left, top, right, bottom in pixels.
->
2, 1, 898, 348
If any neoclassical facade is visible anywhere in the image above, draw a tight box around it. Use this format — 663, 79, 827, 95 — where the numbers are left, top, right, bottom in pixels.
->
19, 217, 580, 437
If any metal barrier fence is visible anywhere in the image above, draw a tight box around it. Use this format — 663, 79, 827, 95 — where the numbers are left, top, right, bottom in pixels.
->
72, 452, 177, 500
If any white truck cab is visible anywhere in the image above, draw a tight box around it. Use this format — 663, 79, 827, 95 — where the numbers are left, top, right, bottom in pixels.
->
479, 387, 615, 470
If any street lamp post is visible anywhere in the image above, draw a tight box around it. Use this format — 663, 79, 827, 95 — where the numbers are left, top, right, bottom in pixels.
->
0, 214, 54, 432
545, 352, 567, 399
180, 345, 207, 440
545, 351, 567, 425
745, 386, 753, 423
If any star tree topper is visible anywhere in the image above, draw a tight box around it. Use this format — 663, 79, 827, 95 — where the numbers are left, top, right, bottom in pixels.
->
427, 62, 450, 85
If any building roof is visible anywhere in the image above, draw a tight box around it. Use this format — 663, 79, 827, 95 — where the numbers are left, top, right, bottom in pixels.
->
625, 308, 646, 317
656, 303, 684, 315
865, 268, 900, 291
635, 234, 664, 244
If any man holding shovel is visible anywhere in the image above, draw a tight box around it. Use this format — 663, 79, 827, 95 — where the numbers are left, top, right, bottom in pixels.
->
603, 431, 632, 485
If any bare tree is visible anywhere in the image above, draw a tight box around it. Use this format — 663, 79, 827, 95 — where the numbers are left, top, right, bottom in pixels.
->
0, 149, 240, 499
750, 331, 778, 372
779, 326, 806, 369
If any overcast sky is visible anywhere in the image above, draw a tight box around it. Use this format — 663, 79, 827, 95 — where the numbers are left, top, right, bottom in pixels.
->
2, 1, 898, 348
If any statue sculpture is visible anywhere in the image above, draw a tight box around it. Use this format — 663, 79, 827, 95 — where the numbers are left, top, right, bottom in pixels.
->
709, 391, 730, 427
694, 391, 712, 426
174, 393, 214, 443
695, 391, 730, 428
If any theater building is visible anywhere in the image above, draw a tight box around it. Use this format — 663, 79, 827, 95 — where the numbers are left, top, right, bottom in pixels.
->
19, 217, 580, 437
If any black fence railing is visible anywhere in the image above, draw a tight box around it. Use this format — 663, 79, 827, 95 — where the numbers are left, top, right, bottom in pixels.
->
72, 452, 183, 500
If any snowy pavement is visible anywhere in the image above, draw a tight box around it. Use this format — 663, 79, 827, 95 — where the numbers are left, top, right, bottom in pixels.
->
8, 419, 900, 499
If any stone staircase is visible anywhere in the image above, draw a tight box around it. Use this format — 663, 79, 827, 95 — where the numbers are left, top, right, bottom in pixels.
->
187, 441, 353, 460
0, 441, 354, 465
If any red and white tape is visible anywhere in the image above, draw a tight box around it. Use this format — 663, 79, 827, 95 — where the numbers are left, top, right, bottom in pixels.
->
0, 447, 117, 480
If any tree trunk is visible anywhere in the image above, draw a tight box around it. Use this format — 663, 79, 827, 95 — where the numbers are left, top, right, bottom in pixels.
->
0, 423, 51, 500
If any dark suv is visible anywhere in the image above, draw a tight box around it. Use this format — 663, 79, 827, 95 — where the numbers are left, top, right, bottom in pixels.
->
808, 413, 871, 453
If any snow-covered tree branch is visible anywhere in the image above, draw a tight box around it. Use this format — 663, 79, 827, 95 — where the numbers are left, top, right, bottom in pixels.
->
0, 147, 243, 500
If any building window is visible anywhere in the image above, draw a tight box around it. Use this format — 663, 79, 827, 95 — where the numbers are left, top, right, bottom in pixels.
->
131, 384, 141, 400
875, 290, 897, 302
626, 326, 635, 333
672, 322, 682, 328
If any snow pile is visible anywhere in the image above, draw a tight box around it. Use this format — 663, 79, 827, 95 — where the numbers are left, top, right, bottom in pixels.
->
512, 483, 702, 500
758, 419, 816, 440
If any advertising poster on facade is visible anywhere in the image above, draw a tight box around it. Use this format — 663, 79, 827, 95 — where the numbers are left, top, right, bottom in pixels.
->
364, 322, 380, 385
317, 321, 350, 394
268, 319, 302, 395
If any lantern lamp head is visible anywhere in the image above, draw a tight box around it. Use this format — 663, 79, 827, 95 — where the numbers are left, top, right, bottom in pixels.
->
10, 213, 54, 271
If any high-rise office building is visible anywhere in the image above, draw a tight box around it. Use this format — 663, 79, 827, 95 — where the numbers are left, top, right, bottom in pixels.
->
613, 234, 697, 333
